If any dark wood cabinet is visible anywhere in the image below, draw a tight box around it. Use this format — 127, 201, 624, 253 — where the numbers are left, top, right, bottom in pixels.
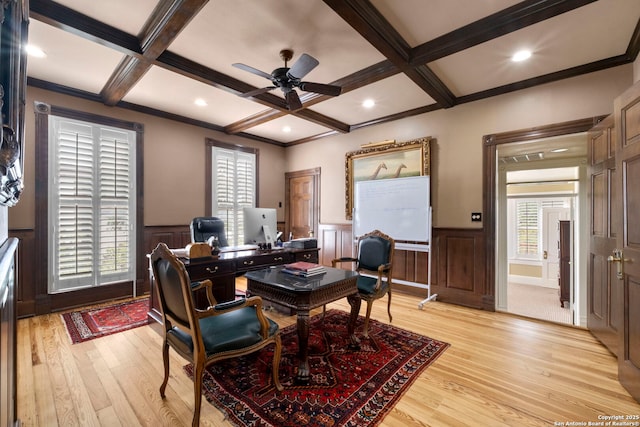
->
559, 220, 571, 307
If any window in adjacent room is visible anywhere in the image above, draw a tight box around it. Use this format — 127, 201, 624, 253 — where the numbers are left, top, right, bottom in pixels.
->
47, 115, 137, 293
207, 139, 258, 246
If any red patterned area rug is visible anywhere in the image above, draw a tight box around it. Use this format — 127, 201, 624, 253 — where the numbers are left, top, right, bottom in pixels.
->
184, 309, 449, 426
61, 297, 149, 344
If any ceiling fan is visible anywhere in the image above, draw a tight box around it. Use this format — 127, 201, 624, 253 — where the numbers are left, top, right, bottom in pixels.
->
233, 49, 342, 110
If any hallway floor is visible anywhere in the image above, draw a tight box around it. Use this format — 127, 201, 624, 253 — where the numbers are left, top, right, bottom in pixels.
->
507, 282, 572, 325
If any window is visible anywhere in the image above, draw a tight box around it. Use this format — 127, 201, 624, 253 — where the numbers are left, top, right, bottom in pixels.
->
48, 115, 136, 293
207, 140, 258, 246
513, 198, 568, 258
516, 200, 538, 255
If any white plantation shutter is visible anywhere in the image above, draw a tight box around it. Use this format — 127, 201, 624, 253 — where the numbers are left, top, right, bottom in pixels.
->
211, 147, 256, 246
49, 117, 135, 293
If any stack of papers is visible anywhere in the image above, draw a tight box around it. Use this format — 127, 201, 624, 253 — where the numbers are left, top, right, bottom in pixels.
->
282, 261, 326, 277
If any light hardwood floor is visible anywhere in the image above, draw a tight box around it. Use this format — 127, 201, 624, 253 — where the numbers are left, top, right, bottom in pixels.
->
17, 281, 640, 427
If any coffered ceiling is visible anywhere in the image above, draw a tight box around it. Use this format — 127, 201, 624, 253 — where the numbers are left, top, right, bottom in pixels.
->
26, 0, 640, 146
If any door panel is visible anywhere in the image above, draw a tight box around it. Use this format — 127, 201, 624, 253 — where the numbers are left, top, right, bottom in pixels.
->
588, 115, 619, 354
285, 168, 319, 241
542, 208, 569, 287
614, 80, 640, 401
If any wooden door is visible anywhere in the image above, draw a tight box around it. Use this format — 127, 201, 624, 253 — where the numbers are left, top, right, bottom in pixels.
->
558, 220, 571, 308
587, 115, 620, 354
285, 168, 319, 240
614, 80, 640, 400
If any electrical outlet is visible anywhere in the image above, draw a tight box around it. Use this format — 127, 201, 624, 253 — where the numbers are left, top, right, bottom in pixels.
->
471, 212, 482, 222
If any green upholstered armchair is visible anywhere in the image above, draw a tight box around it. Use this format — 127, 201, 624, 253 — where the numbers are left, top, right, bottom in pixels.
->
150, 243, 282, 427
331, 229, 395, 337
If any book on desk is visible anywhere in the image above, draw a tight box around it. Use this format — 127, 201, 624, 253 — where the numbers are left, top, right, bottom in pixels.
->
282, 261, 326, 277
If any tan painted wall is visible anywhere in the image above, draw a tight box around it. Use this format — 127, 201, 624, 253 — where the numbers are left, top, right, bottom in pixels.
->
509, 263, 543, 278
286, 65, 633, 227
11, 87, 287, 228
9, 64, 633, 230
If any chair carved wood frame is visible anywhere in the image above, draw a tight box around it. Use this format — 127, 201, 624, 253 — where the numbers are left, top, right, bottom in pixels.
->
150, 243, 283, 427
332, 229, 395, 337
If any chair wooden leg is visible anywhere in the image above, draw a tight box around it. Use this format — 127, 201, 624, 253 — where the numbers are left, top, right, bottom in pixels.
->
192, 364, 204, 427
160, 340, 170, 398
387, 290, 393, 323
363, 300, 373, 338
272, 335, 284, 391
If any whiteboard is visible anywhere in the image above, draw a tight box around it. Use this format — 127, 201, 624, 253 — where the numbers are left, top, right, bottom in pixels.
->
353, 175, 430, 242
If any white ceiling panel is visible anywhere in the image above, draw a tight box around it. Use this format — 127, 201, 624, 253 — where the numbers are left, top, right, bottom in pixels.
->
243, 115, 333, 143
310, 74, 436, 125
428, 0, 640, 96
371, 0, 522, 47
52, 0, 158, 35
122, 65, 268, 126
167, 0, 386, 89
26, 20, 125, 94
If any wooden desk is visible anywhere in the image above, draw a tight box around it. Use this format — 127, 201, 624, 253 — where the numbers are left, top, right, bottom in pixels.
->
147, 247, 319, 324
245, 266, 360, 383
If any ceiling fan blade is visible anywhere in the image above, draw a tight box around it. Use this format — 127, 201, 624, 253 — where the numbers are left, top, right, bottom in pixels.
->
287, 53, 319, 80
286, 90, 303, 110
298, 81, 342, 96
232, 63, 273, 80
239, 86, 276, 97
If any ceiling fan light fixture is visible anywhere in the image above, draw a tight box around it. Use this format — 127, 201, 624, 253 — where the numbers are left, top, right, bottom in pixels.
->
511, 49, 532, 62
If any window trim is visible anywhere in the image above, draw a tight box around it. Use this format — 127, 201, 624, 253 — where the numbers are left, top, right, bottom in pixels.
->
34, 102, 144, 308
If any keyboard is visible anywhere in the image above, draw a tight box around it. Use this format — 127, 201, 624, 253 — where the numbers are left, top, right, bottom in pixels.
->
219, 244, 260, 253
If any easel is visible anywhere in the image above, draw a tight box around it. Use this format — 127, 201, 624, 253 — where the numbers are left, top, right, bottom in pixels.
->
413, 207, 436, 308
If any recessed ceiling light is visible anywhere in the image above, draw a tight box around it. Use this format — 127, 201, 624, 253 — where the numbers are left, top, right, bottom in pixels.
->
194, 98, 207, 107
550, 148, 568, 153
282, 126, 291, 133
25, 44, 46, 58
362, 99, 375, 108
511, 50, 531, 62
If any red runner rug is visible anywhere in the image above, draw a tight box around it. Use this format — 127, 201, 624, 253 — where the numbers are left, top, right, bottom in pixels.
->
184, 309, 449, 426
61, 297, 149, 344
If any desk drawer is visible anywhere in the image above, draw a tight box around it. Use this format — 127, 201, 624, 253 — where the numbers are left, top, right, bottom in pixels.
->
186, 260, 234, 280
293, 249, 319, 263
236, 252, 293, 272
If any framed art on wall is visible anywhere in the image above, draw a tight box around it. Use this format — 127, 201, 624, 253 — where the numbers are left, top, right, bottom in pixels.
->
344, 137, 431, 219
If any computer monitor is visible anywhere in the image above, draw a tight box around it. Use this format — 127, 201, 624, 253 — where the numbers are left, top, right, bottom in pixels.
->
243, 207, 277, 246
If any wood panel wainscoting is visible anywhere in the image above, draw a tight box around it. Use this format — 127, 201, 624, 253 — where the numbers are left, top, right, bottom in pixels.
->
317, 224, 489, 310
12, 222, 488, 317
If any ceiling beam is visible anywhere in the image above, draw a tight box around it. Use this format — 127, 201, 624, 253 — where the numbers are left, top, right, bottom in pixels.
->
29, 0, 141, 57
100, 0, 209, 106
322, 0, 456, 108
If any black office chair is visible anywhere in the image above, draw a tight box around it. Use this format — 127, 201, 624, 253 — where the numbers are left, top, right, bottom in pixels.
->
331, 229, 395, 337
150, 242, 283, 427
190, 217, 228, 247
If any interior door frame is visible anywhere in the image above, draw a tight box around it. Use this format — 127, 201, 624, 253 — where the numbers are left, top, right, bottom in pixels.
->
483, 116, 606, 312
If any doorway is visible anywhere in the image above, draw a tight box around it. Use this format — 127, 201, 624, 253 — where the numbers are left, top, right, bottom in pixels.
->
486, 125, 598, 327
502, 172, 578, 325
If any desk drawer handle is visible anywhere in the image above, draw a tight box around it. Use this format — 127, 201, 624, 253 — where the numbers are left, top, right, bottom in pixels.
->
303, 254, 312, 259
206, 266, 219, 273
273, 256, 283, 261
243, 260, 254, 266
